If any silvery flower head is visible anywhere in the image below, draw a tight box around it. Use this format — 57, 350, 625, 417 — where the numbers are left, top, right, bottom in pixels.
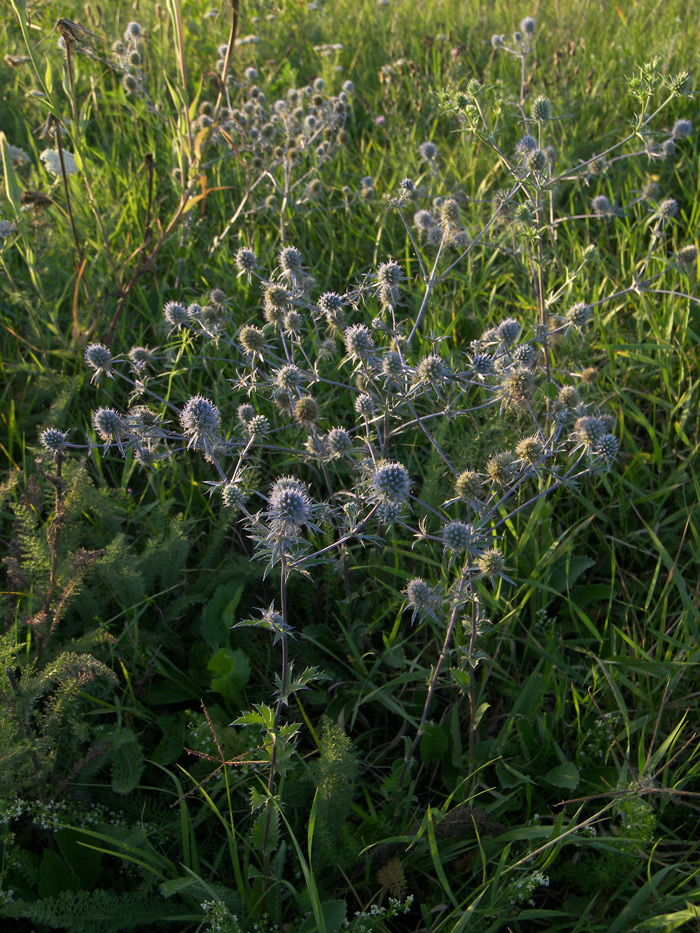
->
222, 483, 247, 509
344, 324, 375, 361
520, 16, 536, 35
124, 21, 142, 41
326, 427, 354, 457
275, 363, 305, 392
164, 301, 188, 331
418, 140, 438, 162
574, 415, 606, 448
267, 476, 312, 534
278, 246, 304, 280
592, 195, 614, 216
180, 396, 221, 450
85, 344, 114, 382
566, 302, 593, 327
672, 118, 692, 140
515, 134, 538, 157
93, 408, 125, 450
530, 95, 550, 123
370, 461, 411, 504
405, 578, 440, 623
40, 427, 69, 459
657, 198, 679, 220
442, 520, 474, 553
497, 318, 521, 345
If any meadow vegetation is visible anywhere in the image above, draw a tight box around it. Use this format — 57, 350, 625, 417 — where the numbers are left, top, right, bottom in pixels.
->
1, 0, 699, 930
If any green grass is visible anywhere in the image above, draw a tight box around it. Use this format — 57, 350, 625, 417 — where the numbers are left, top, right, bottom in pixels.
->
1, 1, 699, 931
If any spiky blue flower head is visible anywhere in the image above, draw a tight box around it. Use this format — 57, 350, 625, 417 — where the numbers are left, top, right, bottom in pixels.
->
318, 292, 345, 324
660, 139, 676, 161
279, 246, 303, 275
471, 353, 494, 376
405, 577, 439, 621
399, 177, 416, 194
416, 353, 449, 385
180, 396, 221, 443
344, 324, 375, 360
525, 148, 547, 173
515, 134, 538, 156
414, 209, 434, 231
40, 427, 69, 458
497, 318, 521, 345
124, 21, 142, 40
454, 470, 483, 502
275, 364, 304, 392
222, 483, 246, 509
597, 433, 620, 460
93, 408, 124, 442
376, 260, 403, 287
354, 393, 375, 417
419, 140, 438, 161
237, 403, 256, 424
440, 198, 461, 227
371, 461, 411, 503
244, 66, 258, 81
128, 346, 154, 370
530, 95, 550, 123
442, 520, 474, 552
512, 344, 537, 367
85, 344, 113, 381
491, 34, 504, 49
592, 195, 614, 216
382, 351, 404, 380
566, 302, 593, 327
657, 198, 679, 220
676, 244, 698, 265
164, 301, 188, 329
187, 303, 202, 320
247, 414, 270, 438
575, 415, 606, 447
326, 427, 354, 457
520, 16, 536, 34
268, 476, 311, 531
672, 118, 692, 140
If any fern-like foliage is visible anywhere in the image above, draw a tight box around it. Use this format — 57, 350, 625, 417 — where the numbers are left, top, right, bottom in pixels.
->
1, 886, 174, 932
309, 719, 360, 870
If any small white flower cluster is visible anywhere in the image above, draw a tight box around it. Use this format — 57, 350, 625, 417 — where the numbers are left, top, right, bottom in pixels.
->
40, 148, 80, 176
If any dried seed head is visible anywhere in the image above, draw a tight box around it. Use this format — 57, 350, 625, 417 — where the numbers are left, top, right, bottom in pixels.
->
454, 470, 483, 502
486, 450, 516, 485
558, 385, 581, 409
239, 324, 266, 355
515, 435, 544, 464
294, 396, 319, 424
478, 547, 506, 577
502, 368, 536, 408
